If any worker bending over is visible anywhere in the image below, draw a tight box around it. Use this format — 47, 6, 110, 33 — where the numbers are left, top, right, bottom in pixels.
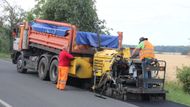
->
131, 37, 155, 88
57, 49, 74, 90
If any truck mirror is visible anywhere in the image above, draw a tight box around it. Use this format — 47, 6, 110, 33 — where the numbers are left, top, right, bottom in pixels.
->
12, 28, 17, 39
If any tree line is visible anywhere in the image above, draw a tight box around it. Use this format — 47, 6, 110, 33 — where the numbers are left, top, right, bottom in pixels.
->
124, 45, 190, 55
155, 46, 190, 55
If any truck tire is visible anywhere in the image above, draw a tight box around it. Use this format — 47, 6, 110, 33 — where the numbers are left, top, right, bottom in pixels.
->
11, 50, 19, 64
38, 57, 49, 80
17, 55, 27, 73
49, 59, 58, 84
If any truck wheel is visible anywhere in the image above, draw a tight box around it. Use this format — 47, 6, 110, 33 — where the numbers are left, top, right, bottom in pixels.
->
38, 57, 49, 80
17, 55, 27, 73
49, 59, 58, 84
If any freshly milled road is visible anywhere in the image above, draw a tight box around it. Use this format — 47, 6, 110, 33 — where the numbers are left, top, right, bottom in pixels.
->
0, 59, 187, 107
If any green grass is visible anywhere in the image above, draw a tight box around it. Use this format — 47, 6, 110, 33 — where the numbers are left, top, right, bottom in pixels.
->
165, 82, 190, 106
0, 52, 10, 60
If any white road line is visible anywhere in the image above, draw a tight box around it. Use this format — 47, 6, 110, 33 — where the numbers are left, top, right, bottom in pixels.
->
0, 99, 12, 107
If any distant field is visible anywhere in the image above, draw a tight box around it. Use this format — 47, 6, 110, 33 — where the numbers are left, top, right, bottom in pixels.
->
156, 54, 190, 81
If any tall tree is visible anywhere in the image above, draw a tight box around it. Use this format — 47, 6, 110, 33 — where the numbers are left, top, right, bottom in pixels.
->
0, 0, 26, 51
32, 0, 109, 33
0, 26, 10, 53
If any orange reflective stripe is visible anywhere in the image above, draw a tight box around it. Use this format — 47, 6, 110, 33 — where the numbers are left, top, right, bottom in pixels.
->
59, 80, 66, 83
140, 52, 154, 56
142, 48, 154, 50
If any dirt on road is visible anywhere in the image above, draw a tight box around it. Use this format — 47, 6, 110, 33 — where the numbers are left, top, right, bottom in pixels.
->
156, 54, 190, 81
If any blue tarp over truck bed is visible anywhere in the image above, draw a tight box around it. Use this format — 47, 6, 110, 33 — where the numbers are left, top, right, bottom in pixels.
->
30, 22, 119, 48
76, 31, 118, 48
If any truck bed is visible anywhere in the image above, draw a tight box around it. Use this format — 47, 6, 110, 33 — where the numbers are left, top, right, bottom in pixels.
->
26, 19, 121, 55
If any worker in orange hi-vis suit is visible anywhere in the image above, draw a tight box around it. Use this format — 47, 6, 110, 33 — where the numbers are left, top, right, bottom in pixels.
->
56, 49, 74, 90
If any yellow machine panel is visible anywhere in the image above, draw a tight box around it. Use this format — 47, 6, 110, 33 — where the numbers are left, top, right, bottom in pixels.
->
93, 49, 118, 76
69, 48, 131, 78
93, 48, 131, 77
122, 48, 131, 58
69, 57, 93, 78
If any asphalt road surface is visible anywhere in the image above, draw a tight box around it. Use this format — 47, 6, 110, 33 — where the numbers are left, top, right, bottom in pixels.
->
0, 59, 188, 107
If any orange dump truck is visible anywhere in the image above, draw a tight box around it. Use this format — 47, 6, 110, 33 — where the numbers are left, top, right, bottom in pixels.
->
11, 19, 123, 83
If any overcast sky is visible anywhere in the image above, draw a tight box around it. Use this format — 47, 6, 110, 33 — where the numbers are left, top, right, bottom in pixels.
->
3, 0, 190, 46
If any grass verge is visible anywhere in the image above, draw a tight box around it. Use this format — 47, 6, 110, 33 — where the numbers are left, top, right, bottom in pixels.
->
0, 52, 10, 60
165, 82, 190, 106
